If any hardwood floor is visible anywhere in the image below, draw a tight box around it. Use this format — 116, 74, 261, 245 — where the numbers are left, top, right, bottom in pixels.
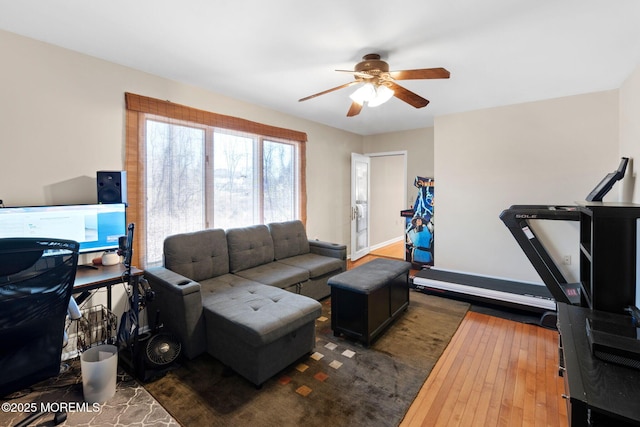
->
349, 244, 569, 427
400, 311, 568, 427
370, 239, 406, 259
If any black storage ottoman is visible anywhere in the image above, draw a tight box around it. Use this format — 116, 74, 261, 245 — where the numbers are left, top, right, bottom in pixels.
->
328, 258, 411, 346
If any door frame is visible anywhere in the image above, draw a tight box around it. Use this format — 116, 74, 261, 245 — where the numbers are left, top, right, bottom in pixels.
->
351, 150, 408, 260
351, 153, 371, 261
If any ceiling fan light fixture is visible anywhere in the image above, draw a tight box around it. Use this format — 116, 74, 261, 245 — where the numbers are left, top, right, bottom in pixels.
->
368, 84, 394, 107
349, 83, 394, 107
349, 83, 376, 105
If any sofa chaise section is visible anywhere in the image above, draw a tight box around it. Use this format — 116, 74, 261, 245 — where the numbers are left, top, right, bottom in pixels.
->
202, 283, 320, 386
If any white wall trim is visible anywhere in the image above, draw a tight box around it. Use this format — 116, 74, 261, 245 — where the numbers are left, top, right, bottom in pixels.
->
369, 236, 404, 252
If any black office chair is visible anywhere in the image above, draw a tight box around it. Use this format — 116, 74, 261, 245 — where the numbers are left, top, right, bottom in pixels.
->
0, 238, 79, 398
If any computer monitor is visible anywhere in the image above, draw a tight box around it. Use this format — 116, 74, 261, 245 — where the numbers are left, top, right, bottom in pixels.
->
0, 203, 127, 254
585, 157, 629, 202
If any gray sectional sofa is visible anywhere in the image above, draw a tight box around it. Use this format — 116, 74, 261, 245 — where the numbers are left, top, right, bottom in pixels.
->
144, 220, 346, 386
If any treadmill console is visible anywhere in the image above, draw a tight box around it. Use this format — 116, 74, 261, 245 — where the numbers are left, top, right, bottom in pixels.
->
585, 157, 629, 202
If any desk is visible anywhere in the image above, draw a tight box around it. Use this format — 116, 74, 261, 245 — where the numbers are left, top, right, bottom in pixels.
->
74, 264, 144, 310
73, 264, 146, 378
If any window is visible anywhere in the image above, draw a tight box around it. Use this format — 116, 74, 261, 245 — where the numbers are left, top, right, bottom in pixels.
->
125, 93, 307, 267
263, 140, 298, 223
212, 132, 299, 227
212, 131, 256, 228
145, 119, 207, 264
144, 118, 301, 265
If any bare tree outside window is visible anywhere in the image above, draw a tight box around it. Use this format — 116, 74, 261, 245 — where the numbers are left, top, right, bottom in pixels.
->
145, 120, 206, 264
213, 132, 255, 229
263, 140, 296, 223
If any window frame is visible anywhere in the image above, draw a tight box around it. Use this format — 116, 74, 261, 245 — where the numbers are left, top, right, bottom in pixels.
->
125, 93, 307, 268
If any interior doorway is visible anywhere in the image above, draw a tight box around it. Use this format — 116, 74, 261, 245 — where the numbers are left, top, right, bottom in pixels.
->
368, 151, 407, 259
350, 151, 407, 261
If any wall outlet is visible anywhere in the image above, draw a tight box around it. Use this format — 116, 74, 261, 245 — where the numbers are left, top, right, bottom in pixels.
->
562, 255, 572, 265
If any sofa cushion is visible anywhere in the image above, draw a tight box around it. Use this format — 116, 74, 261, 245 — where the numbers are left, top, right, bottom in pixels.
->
277, 253, 344, 278
233, 262, 309, 289
203, 286, 322, 347
269, 220, 310, 260
164, 229, 229, 282
226, 225, 275, 273
199, 273, 264, 302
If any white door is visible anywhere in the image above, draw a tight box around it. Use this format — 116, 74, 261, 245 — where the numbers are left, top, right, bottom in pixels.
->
351, 153, 370, 261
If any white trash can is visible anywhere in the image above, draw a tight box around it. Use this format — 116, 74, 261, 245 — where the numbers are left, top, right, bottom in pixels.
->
80, 344, 118, 404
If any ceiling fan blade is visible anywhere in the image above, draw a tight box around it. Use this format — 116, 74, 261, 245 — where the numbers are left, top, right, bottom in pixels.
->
387, 82, 430, 108
389, 67, 450, 80
298, 81, 360, 102
347, 102, 363, 117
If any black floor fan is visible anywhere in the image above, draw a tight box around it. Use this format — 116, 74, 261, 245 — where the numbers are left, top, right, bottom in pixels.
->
138, 310, 182, 380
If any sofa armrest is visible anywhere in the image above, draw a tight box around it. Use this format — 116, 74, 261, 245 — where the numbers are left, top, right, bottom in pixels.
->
144, 266, 207, 359
144, 267, 201, 296
309, 240, 347, 260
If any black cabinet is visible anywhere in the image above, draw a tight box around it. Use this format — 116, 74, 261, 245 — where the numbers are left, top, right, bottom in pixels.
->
577, 202, 640, 314
558, 202, 640, 426
557, 303, 640, 426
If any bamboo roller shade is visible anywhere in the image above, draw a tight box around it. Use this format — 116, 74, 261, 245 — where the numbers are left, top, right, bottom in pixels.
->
125, 92, 307, 142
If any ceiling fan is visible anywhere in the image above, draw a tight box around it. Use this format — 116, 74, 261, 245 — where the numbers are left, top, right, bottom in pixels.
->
298, 53, 450, 117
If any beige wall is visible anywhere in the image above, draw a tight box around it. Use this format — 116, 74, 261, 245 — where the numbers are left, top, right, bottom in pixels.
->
435, 90, 620, 283
369, 154, 406, 247
365, 127, 435, 206
620, 64, 640, 203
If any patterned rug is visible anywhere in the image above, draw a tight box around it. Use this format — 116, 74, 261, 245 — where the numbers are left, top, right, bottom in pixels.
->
144, 291, 469, 427
0, 360, 178, 427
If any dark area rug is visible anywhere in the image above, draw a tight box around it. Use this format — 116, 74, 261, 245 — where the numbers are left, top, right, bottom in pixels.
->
143, 291, 469, 427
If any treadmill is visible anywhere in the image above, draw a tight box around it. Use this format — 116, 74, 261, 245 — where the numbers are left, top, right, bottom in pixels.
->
412, 203, 576, 317
413, 157, 629, 318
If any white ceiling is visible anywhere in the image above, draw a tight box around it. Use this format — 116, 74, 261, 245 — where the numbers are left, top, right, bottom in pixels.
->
2, 0, 640, 136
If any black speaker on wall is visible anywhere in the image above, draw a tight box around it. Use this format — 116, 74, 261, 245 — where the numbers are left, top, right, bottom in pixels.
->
97, 171, 127, 205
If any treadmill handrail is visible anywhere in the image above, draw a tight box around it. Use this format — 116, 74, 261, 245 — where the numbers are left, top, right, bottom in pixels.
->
500, 205, 579, 225
500, 205, 580, 305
